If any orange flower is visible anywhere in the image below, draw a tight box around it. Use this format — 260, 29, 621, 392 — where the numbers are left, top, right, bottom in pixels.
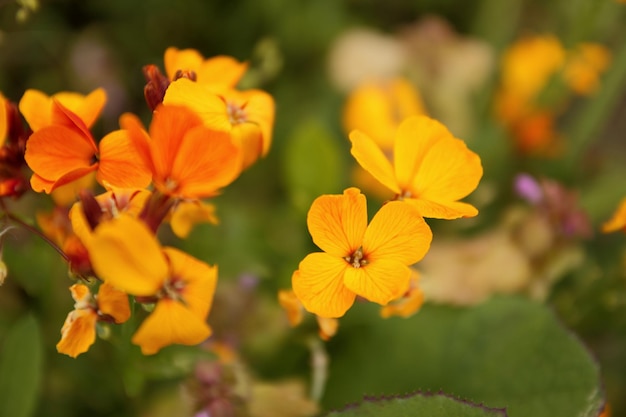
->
350, 115, 483, 219
563, 43, 611, 95
292, 188, 432, 318
380, 270, 424, 318
602, 198, 626, 234
24, 100, 151, 193
19, 88, 106, 132
163, 78, 275, 169
164, 47, 248, 88
0, 93, 7, 147
57, 282, 130, 358
88, 215, 217, 354
121, 104, 241, 199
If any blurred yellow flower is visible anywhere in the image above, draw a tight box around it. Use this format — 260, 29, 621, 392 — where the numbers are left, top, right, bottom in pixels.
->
89, 215, 217, 354
343, 77, 426, 150
380, 270, 424, 318
350, 115, 483, 219
564, 43, 611, 95
292, 188, 432, 318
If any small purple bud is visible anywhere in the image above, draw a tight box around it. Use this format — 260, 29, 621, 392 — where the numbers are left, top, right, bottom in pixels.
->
514, 173, 543, 205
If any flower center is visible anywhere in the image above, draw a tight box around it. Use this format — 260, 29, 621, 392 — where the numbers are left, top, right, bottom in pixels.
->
344, 247, 368, 268
227, 101, 248, 125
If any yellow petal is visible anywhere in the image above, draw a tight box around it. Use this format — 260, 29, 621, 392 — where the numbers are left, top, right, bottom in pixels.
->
169, 200, 218, 238
306, 187, 367, 257
0, 93, 7, 147
363, 201, 432, 265
131, 298, 211, 355
349, 130, 400, 194
292, 253, 355, 318
343, 259, 411, 305
404, 198, 479, 220
56, 308, 97, 358
162, 247, 217, 319
89, 215, 168, 296
51, 171, 97, 207
316, 316, 339, 341
602, 197, 626, 233
380, 286, 424, 319
163, 79, 231, 132
97, 282, 131, 324
278, 288, 303, 327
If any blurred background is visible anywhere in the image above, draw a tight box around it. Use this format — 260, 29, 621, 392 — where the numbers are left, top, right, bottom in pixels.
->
1, 0, 626, 416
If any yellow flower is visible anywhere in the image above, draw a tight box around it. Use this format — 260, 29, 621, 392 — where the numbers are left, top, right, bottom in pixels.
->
168, 199, 218, 238
88, 215, 217, 354
292, 188, 432, 318
380, 269, 424, 318
163, 78, 275, 170
563, 43, 611, 95
602, 198, 626, 234
56, 282, 130, 358
350, 115, 483, 219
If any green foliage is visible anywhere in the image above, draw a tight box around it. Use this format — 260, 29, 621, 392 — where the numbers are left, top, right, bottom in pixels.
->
0, 314, 43, 417
325, 391, 507, 417
324, 297, 603, 417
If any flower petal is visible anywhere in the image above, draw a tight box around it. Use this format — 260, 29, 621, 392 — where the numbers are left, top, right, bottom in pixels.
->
162, 247, 217, 319
278, 288, 303, 326
98, 129, 152, 189
97, 282, 131, 324
307, 187, 367, 257
343, 259, 411, 305
163, 79, 231, 132
167, 124, 241, 198
89, 215, 168, 296
363, 200, 432, 265
131, 298, 211, 355
292, 253, 355, 318
603, 197, 626, 233
404, 198, 479, 220
56, 308, 97, 358
349, 130, 400, 194
119, 112, 154, 174
169, 200, 218, 238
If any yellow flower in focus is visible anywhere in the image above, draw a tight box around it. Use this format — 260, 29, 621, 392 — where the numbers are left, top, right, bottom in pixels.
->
602, 198, 626, 234
57, 282, 130, 358
292, 188, 432, 318
89, 215, 217, 354
164, 47, 248, 88
19, 88, 106, 132
350, 115, 483, 219
343, 77, 426, 150
563, 43, 611, 95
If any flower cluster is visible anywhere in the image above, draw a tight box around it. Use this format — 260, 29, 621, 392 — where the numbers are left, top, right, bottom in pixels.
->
0, 47, 275, 357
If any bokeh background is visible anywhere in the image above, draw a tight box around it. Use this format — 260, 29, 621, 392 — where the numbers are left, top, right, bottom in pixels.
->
1, 0, 626, 416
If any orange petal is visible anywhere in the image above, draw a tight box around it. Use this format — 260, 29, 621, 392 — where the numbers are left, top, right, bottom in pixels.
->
602, 197, 626, 233
131, 298, 212, 355
119, 112, 154, 174
169, 200, 218, 238
166, 124, 241, 198
162, 247, 217, 319
97, 282, 131, 324
292, 253, 355, 318
343, 259, 411, 305
404, 198, 479, 220
56, 308, 97, 358
226, 88, 275, 158
98, 129, 152, 189
89, 215, 168, 296
363, 201, 432, 265
24, 124, 98, 193
380, 286, 424, 319
53, 88, 107, 129
69, 283, 92, 305
316, 316, 339, 341
163, 79, 231, 132
349, 130, 400, 194
306, 187, 367, 258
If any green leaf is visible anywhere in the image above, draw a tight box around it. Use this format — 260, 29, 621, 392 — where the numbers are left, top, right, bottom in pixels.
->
282, 119, 346, 213
323, 297, 603, 417
325, 391, 507, 417
0, 314, 43, 417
